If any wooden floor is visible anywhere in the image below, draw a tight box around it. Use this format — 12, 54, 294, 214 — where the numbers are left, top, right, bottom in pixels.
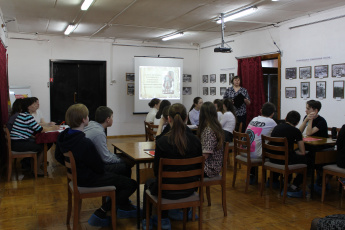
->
1, 136, 345, 230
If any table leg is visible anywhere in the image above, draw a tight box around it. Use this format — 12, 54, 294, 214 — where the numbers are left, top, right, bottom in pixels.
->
136, 163, 141, 229
44, 143, 48, 176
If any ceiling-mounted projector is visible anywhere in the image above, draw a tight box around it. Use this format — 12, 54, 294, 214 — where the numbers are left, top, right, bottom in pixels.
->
214, 47, 232, 53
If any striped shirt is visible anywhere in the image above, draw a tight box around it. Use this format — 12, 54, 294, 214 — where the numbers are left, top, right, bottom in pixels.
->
10, 112, 43, 140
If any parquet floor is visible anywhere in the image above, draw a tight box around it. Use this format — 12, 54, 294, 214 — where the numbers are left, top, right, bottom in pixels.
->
1, 136, 345, 230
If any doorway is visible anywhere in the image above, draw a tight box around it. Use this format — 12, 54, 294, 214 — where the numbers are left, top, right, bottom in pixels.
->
49, 60, 106, 124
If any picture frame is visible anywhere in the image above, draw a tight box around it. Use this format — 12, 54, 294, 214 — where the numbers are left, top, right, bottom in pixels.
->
314, 65, 328, 79
285, 87, 296, 98
285, 67, 297, 79
182, 87, 192, 95
299, 66, 311, 79
316, 81, 326, 98
333, 80, 344, 99
126, 73, 135, 81
127, 83, 134, 95
210, 74, 216, 83
203, 87, 208, 95
220, 74, 226, 83
210, 87, 216, 95
229, 73, 234, 85
202, 75, 208, 83
183, 74, 192, 82
220, 87, 226, 96
301, 82, 310, 98
332, 63, 345, 78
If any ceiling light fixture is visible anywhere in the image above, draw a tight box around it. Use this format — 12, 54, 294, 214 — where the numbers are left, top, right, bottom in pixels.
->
162, 33, 184, 41
216, 6, 258, 24
64, 24, 75, 35
81, 0, 94, 11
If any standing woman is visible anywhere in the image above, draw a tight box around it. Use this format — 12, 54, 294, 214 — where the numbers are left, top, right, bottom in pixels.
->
146, 98, 161, 123
213, 99, 224, 121
221, 99, 237, 143
198, 102, 224, 177
188, 97, 203, 125
223, 76, 250, 132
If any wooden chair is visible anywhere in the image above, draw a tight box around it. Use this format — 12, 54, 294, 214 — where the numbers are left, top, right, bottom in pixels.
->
3, 125, 37, 181
144, 121, 158, 141
260, 135, 307, 203
145, 156, 205, 230
232, 131, 262, 192
63, 151, 116, 229
321, 164, 345, 202
228, 122, 243, 167
204, 142, 229, 217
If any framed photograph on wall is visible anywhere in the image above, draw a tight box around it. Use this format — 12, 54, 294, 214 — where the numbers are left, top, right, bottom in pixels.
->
314, 65, 328, 78
220, 87, 226, 96
299, 66, 311, 79
332, 63, 345, 78
203, 87, 208, 95
127, 83, 134, 95
229, 73, 234, 85
316, 81, 326, 98
210, 74, 216, 83
285, 87, 296, 98
182, 87, 192, 95
210, 87, 216, 95
220, 74, 226, 83
301, 82, 310, 98
285, 68, 297, 79
126, 73, 134, 81
183, 74, 192, 82
202, 75, 208, 83
333, 81, 344, 99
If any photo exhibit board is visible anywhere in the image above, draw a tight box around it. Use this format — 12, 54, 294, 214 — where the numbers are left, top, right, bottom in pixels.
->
134, 56, 183, 114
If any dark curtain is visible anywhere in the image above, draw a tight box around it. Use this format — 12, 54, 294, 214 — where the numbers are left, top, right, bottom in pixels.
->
0, 42, 8, 168
237, 57, 265, 127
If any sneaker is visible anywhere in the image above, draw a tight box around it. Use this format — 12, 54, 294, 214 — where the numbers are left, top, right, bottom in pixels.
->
142, 218, 153, 230
168, 208, 198, 221
88, 214, 111, 227
117, 204, 138, 219
152, 215, 171, 230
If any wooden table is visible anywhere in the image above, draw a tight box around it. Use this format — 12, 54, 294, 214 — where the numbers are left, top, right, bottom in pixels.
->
112, 142, 155, 229
304, 136, 336, 198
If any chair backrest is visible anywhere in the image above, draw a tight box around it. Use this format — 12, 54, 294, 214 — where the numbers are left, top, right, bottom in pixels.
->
157, 156, 205, 202
327, 127, 341, 138
233, 131, 251, 162
3, 125, 12, 155
63, 151, 79, 192
261, 135, 289, 168
235, 122, 243, 133
221, 142, 229, 178
145, 122, 158, 141
144, 121, 149, 141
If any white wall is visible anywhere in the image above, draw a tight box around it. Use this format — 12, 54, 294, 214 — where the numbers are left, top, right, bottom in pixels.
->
7, 35, 199, 135
199, 5, 345, 128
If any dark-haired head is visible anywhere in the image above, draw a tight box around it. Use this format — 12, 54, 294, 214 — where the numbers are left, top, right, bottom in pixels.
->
231, 75, 241, 85
11, 98, 23, 116
307, 100, 321, 112
31, 97, 38, 103
20, 97, 36, 113
95, 106, 113, 123
155, 100, 171, 119
213, 99, 224, 113
162, 105, 171, 120
285, 110, 301, 126
148, 98, 160, 108
189, 97, 203, 111
261, 102, 276, 117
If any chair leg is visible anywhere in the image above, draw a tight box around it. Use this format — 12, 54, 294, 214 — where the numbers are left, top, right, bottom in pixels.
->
73, 198, 80, 230
157, 209, 162, 230
245, 166, 250, 193
199, 205, 203, 230
282, 174, 288, 204
7, 158, 12, 182
321, 170, 327, 202
33, 155, 37, 179
222, 183, 227, 216
206, 186, 211, 206
192, 207, 196, 221
302, 169, 307, 199
183, 208, 187, 230
146, 194, 150, 230
260, 168, 266, 196
67, 190, 72, 224
111, 193, 116, 230
232, 161, 237, 187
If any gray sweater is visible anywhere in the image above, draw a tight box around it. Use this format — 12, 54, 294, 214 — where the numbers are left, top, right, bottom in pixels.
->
84, 121, 121, 163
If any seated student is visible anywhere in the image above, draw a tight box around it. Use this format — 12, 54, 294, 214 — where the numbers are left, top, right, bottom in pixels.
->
54, 104, 137, 227
10, 97, 60, 175
146, 98, 160, 123
220, 99, 236, 143
153, 100, 171, 126
269, 110, 308, 197
84, 106, 131, 178
142, 103, 202, 230
336, 124, 345, 168
7, 98, 23, 133
299, 99, 328, 138
213, 99, 224, 121
188, 97, 203, 126
245, 102, 277, 183
31, 97, 56, 126
198, 102, 224, 177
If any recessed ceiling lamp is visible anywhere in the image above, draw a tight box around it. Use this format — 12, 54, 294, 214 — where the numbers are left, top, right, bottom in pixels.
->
216, 6, 258, 24
162, 33, 184, 41
81, 0, 94, 11
64, 24, 75, 35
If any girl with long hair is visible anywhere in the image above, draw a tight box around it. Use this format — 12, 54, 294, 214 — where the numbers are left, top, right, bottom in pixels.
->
188, 97, 203, 125
146, 98, 161, 123
213, 99, 224, 121
154, 99, 171, 125
221, 98, 237, 142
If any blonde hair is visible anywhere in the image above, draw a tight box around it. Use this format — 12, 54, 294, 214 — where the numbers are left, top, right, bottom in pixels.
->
65, 104, 89, 128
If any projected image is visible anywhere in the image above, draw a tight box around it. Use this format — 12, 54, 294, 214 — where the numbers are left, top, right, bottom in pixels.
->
139, 66, 180, 99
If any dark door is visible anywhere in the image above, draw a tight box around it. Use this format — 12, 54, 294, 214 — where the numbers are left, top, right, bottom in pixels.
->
50, 60, 106, 124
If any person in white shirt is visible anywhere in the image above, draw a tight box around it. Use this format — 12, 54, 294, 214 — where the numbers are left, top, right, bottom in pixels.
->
220, 99, 236, 143
213, 99, 224, 122
145, 98, 160, 123
31, 97, 56, 126
188, 97, 203, 125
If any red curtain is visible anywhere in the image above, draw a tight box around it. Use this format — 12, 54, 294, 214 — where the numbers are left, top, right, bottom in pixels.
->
0, 41, 8, 166
237, 57, 265, 127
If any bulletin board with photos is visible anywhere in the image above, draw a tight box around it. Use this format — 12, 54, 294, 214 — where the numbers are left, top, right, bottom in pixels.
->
201, 73, 234, 96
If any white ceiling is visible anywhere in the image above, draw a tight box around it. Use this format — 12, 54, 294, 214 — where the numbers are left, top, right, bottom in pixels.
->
1, 0, 345, 44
